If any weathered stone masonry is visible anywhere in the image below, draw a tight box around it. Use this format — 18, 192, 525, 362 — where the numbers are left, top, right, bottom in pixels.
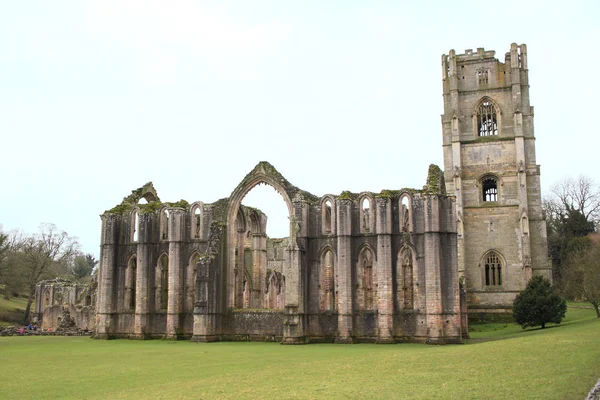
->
441, 44, 550, 319
90, 43, 551, 343
94, 163, 464, 344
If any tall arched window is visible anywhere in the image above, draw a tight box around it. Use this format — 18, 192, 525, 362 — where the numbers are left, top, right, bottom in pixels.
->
356, 247, 375, 311
124, 255, 137, 310
185, 252, 200, 313
484, 252, 503, 286
321, 197, 335, 235
400, 195, 412, 233
160, 208, 169, 241
359, 195, 374, 234
477, 99, 498, 136
320, 249, 335, 312
131, 210, 139, 242
242, 269, 251, 309
156, 254, 169, 311
191, 203, 203, 239
396, 247, 414, 310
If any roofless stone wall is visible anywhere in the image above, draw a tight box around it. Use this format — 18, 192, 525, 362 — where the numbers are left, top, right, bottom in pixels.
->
94, 162, 465, 344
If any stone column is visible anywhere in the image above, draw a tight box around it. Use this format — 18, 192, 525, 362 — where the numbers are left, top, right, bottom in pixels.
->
375, 197, 394, 343
251, 233, 267, 308
166, 208, 185, 340
281, 200, 308, 345
335, 199, 353, 344
191, 223, 223, 343
423, 196, 443, 344
96, 214, 119, 339
133, 213, 153, 339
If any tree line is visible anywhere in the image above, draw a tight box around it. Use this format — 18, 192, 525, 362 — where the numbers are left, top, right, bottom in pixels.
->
0, 223, 96, 322
544, 175, 600, 317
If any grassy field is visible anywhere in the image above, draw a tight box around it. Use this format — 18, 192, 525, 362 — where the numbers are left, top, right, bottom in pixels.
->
0, 295, 27, 326
0, 305, 598, 400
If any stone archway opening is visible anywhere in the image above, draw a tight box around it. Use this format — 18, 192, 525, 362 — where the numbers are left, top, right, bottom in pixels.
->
229, 182, 291, 310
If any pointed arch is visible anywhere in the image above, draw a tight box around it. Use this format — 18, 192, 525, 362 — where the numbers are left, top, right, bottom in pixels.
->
396, 244, 417, 310
226, 163, 295, 309
481, 250, 505, 287
131, 209, 139, 242
319, 247, 336, 312
473, 96, 501, 137
399, 192, 413, 233
155, 252, 169, 311
159, 206, 169, 241
190, 202, 204, 240
356, 245, 376, 311
242, 267, 252, 309
321, 195, 336, 235
124, 253, 137, 311
185, 251, 201, 313
358, 193, 375, 234
265, 270, 284, 309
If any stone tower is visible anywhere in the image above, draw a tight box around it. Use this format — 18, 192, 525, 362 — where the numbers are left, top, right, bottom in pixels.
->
441, 44, 551, 317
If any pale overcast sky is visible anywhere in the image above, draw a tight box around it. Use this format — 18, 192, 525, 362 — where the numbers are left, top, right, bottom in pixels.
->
1, 1, 599, 256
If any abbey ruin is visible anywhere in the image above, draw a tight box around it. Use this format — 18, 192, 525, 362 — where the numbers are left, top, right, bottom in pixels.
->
35, 43, 550, 344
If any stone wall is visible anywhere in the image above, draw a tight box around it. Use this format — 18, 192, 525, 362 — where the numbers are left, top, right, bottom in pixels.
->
95, 162, 464, 344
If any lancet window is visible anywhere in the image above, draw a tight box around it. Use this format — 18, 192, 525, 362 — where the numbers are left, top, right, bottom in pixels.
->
477, 99, 498, 136
484, 252, 503, 286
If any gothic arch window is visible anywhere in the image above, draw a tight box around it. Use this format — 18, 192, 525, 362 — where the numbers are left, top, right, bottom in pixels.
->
125, 255, 137, 310
400, 194, 412, 233
482, 176, 498, 202
319, 249, 335, 312
191, 203, 204, 240
356, 247, 375, 311
266, 271, 283, 309
359, 194, 374, 234
321, 197, 335, 235
156, 254, 169, 311
186, 252, 200, 313
131, 210, 139, 242
476, 98, 498, 137
396, 246, 414, 310
483, 251, 503, 286
160, 208, 169, 241
242, 269, 251, 309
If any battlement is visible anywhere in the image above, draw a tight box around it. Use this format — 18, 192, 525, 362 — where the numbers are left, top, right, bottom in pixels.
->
455, 48, 497, 61
442, 43, 527, 79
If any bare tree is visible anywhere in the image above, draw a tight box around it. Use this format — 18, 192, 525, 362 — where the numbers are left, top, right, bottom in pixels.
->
19, 223, 79, 322
564, 238, 600, 318
550, 175, 600, 223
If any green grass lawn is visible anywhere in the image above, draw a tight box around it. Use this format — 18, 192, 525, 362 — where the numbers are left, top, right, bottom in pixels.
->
0, 295, 27, 326
0, 305, 598, 400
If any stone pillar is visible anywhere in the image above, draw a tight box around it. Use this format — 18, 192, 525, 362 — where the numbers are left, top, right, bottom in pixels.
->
133, 213, 153, 339
166, 208, 185, 340
423, 196, 443, 344
375, 197, 394, 343
251, 233, 267, 308
335, 199, 353, 344
235, 229, 245, 308
95, 214, 119, 339
281, 200, 308, 345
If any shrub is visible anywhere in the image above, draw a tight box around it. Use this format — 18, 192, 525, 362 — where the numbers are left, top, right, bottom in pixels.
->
513, 276, 567, 329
